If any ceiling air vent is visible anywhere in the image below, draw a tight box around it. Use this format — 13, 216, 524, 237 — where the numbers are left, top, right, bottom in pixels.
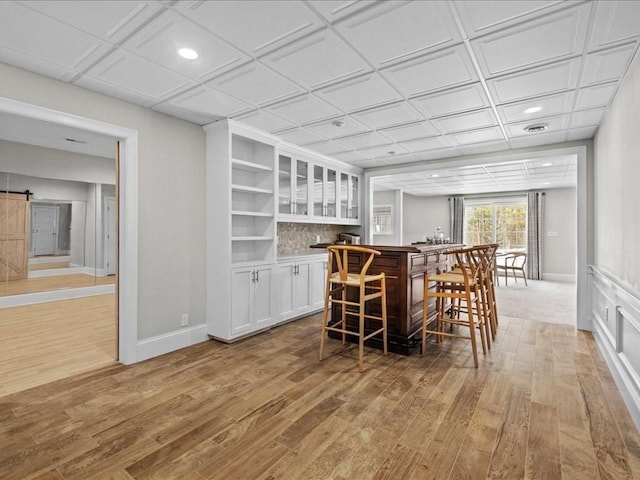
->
524, 123, 548, 133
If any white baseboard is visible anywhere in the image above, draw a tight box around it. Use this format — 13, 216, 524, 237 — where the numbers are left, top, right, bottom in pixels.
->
543, 273, 576, 282
28, 255, 71, 264
0, 284, 116, 308
28, 266, 109, 278
136, 323, 209, 362
589, 266, 640, 430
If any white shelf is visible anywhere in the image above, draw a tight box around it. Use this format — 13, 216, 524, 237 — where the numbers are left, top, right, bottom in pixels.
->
232, 158, 273, 172
231, 184, 273, 195
232, 210, 273, 217
232, 236, 274, 242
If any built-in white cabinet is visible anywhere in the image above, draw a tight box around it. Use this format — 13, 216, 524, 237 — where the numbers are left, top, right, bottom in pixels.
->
205, 120, 277, 342
340, 172, 360, 224
277, 259, 312, 322
312, 164, 337, 220
311, 256, 328, 309
231, 263, 274, 336
278, 152, 309, 218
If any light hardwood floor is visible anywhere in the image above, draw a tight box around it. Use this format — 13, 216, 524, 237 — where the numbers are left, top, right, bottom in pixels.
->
1, 284, 639, 479
0, 274, 116, 297
0, 294, 116, 397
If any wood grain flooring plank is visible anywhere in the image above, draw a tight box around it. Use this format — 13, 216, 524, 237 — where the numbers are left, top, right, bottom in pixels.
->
277, 395, 344, 449
524, 402, 562, 480
486, 422, 528, 480
371, 443, 421, 480
558, 422, 602, 480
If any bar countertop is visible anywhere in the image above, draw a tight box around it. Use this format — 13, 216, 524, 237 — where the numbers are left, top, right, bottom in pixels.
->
309, 242, 459, 253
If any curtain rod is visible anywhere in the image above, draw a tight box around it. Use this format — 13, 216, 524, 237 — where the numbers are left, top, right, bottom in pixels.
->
0, 189, 33, 200
449, 190, 546, 200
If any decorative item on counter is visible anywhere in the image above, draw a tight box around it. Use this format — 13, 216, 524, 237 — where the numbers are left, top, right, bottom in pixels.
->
426, 226, 449, 244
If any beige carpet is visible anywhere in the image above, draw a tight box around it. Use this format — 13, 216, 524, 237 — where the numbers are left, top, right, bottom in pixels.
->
495, 278, 576, 325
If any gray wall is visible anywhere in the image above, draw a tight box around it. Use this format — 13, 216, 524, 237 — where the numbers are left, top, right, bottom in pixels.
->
0, 62, 206, 340
594, 51, 640, 296
372, 189, 402, 245
402, 189, 577, 277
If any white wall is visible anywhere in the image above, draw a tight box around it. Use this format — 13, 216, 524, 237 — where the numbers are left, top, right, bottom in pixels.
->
403, 194, 450, 244
0, 62, 206, 341
1, 171, 90, 201
543, 188, 576, 278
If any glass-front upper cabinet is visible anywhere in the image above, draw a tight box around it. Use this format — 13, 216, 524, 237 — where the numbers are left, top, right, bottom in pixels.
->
340, 172, 360, 223
278, 152, 309, 217
312, 165, 337, 220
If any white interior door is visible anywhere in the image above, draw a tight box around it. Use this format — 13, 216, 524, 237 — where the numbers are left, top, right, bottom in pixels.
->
31, 205, 57, 256
104, 197, 117, 275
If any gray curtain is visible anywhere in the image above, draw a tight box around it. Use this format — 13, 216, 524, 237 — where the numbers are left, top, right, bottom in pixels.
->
449, 196, 464, 244
526, 191, 545, 280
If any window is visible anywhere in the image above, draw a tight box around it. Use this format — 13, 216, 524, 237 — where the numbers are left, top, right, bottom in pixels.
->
463, 197, 527, 251
372, 205, 393, 235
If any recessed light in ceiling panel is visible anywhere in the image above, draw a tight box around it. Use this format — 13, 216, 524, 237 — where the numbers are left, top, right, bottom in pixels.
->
411, 83, 490, 118
497, 91, 574, 123
21, 0, 162, 43
264, 94, 341, 125
431, 109, 498, 135
381, 45, 477, 98
124, 11, 248, 82
315, 73, 401, 113
470, 4, 590, 77
0, 2, 111, 79
357, 143, 410, 159
166, 85, 252, 117
351, 102, 423, 130
588, 0, 640, 51
506, 113, 569, 137
335, 0, 460, 67
262, 30, 370, 89
304, 117, 368, 139
208, 62, 302, 107
175, 0, 323, 56
580, 43, 637, 87
486, 57, 580, 104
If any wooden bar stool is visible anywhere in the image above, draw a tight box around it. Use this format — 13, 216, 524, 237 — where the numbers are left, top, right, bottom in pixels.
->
422, 246, 487, 368
319, 245, 388, 372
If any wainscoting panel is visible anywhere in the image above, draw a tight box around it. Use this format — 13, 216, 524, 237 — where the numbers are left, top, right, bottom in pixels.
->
590, 266, 640, 429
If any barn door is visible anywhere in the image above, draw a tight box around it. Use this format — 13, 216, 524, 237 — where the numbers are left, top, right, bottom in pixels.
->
0, 193, 30, 280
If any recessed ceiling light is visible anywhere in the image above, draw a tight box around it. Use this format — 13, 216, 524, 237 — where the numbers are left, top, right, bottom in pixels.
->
178, 48, 198, 60
431, 174, 439, 178
387, 150, 396, 155
542, 162, 552, 167
523, 106, 542, 114
524, 123, 548, 133
543, 182, 551, 185
331, 119, 344, 127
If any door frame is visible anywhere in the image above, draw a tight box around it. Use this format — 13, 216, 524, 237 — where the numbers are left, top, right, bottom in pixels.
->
30, 203, 58, 257
103, 196, 116, 276
0, 96, 139, 364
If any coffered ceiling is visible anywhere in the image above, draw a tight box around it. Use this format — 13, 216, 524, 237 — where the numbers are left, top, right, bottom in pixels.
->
1, 0, 639, 195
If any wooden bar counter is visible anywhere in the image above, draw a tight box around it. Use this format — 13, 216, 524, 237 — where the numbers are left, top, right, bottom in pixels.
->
313, 243, 459, 355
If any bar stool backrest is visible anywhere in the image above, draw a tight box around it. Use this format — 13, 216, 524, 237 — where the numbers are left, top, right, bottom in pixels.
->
327, 245, 381, 284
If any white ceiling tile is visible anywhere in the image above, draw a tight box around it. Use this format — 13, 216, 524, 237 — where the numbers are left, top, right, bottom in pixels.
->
454, 1, 566, 37
315, 73, 400, 112
509, 131, 567, 148
378, 122, 440, 142
336, 1, 460, 67
167, 86, 252, 117
0, 2, 111, 75
581, 43, 637, 87
448, 126, 504, 145
262, 30, 370, 89
305, 117, 369, 138
487, 57, 580, 103
357, 143, 410, 159
332, 150, 368, 163
234, 110, 294, 133
124, 10, 248, 81
274, 127, 327, 146
20, 0, 163, 43
566, 126, 597, 141
74, 75, 157, 107
151, 102, 222, 125
381, 45, 477, 97
175, 0, 323, 56
570, 108, 605, 129
412, 147, 462, 161
305, 140, 350, 156
505, 113, 570, 137
496, 91, 575, 123
411, 83, 490, 118
307, 1, 378, 22
431, 109, 498, 134
336, 131, 392, 150
208, 62, 301, 107
264, 94, 342, 124
471, 4, 590, 77
403, 136, 453, 152
351, 102, 424, 130
588, 1, 640, 51
0, 45, 75, 81
83, 50, 193, 100
574, 82, 618, 110
457, 140, 509, 156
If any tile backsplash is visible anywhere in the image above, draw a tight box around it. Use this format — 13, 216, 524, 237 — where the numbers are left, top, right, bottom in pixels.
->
277, 222, 352, 256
